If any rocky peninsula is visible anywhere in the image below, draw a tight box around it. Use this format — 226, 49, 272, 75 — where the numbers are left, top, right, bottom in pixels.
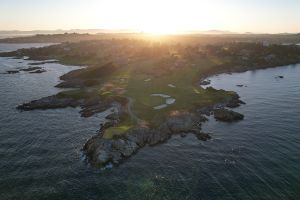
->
2, 38, 300, 167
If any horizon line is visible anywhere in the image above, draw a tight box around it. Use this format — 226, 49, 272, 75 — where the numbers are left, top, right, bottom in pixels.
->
0, 29, 299, 35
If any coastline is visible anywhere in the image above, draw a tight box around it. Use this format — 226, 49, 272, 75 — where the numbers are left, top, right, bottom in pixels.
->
8, 54, 299, 167
2, 51, 300, 199
12, 58, 247, 168
2, 41, 300, 167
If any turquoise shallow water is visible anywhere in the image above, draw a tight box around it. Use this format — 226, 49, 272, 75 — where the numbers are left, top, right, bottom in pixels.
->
0, 44, 300, 200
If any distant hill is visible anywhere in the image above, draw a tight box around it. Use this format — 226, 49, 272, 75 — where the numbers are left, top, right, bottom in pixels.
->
188, 30, 237, 35
0, 29, 136, 39
1, 31, 300, 45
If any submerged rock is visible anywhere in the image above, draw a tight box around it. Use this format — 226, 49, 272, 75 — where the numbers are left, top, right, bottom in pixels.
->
21, 67, 42, 72
29, 69, 46, 74
6, 70, 19, 74
6, 67, 46, 74
213, 108, 244, 122
195, 132, 211, 141
28, 60, 58, 65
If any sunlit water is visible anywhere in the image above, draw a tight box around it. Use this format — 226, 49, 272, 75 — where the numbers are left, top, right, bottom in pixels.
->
1, 44, 300, 200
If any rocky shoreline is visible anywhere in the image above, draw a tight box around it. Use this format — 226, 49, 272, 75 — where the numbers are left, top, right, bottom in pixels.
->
84, 113, 211, 167
9, 51, 248, 168
16, 85, 245, 168
17, 94, 115, 118
2, 38, 300, 169
83, 92, 245, 167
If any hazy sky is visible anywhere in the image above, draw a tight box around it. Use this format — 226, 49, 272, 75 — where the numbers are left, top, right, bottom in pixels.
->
1, 0, 300, 33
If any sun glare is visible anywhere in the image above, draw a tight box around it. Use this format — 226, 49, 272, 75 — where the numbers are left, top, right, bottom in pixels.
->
135, 0, 197, 34
140, 21, 182, 35
93, 0, 220, 35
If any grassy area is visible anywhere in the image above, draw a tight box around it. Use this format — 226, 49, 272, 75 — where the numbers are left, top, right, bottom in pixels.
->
103, 125, 132, 139
97, 57, 236, 136
57, 89, 90, 99
102, 113, 135, 138
56, 63, 235, 138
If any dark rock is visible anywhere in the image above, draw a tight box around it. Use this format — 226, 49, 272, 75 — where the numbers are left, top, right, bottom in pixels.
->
196, 114, 208, 123
166, 113, 198, 133
126, 123, 172, 147
17, 95, 81, 111
197, 106, 213, 116
29, 61, 58, 65
85, 125, 170, 167
112, 139, 139, 157
214, 108, 244, 122
100, 121, 115, 130
7, 67, 46, 74
180, 133, 187, 137
84, 135, 139, 167
84, 112, 210, 167
80, 103, 109, 118
55, 80, 85, 88
82, 97, 246, 167
17, 92, 111, 120
105, 113, 120, 121
126, 127, 152, 147
195, 132, 211, 141
6, 70, 19, 74
83, 96, 101, 107
84, 136, 114, 166
29, 69, 46, 74
147, 129, 169, 146
21, 67, 42, 71
226, 94, 245, 108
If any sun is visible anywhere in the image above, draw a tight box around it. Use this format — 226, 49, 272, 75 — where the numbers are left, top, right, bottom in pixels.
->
140, 23, 181, 35
93, 0, 220, 35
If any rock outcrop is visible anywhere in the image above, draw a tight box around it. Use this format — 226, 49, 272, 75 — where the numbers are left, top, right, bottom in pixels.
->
213, 108, 244, 122
29, 69, 46, 74
16, 80, 245, 168
6, 70, 19, 74
225, 93, 245, 108
84, 112, 212, 167
17, 95, 82, 110
21, 67, 42, 71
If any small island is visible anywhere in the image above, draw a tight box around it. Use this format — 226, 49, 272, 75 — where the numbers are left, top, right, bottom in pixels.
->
2, 36, 300, 167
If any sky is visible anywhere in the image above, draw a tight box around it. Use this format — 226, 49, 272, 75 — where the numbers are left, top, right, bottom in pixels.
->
0, 0, 300, 33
